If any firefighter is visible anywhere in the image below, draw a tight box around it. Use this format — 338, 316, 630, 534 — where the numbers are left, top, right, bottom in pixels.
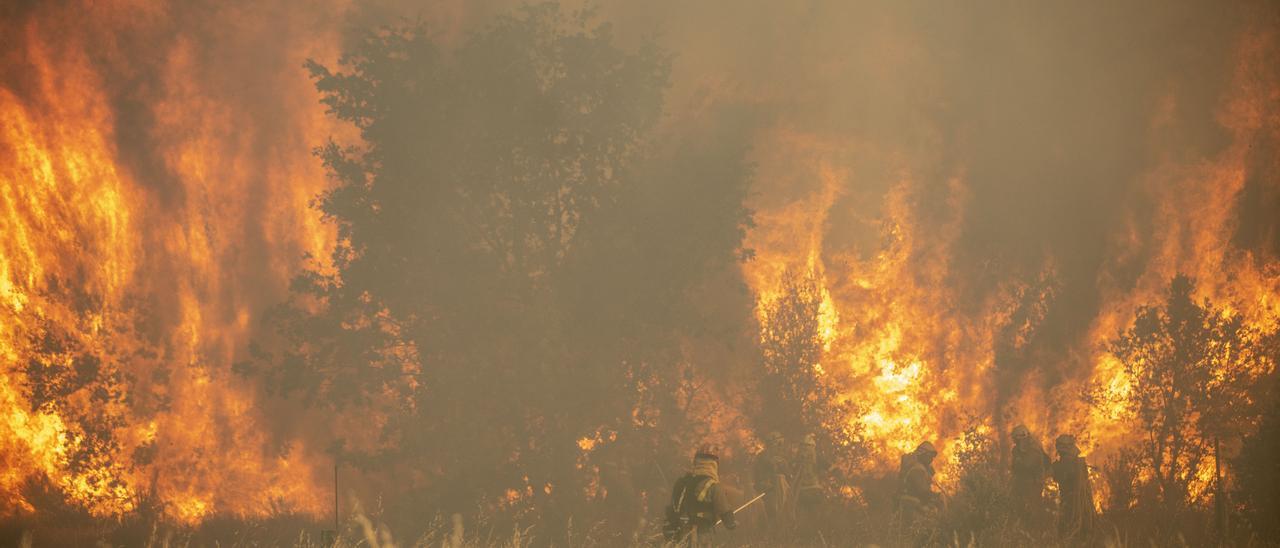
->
793, 433, 823, 510
664, 443, 737, 545
791, 433, 825, 538
1009, 424, 1050, 530
897, 441, 943, 544
753, 431, 792, 525
1051, 434, 1096, 546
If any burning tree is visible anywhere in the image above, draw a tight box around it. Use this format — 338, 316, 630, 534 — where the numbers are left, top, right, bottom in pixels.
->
1232, 330, 1280, 540
273, 3, 670, 520
758, 269, 827, 436
1098, 275, 1269, 519
252, 3, 755, 538
756, 268, 863, 466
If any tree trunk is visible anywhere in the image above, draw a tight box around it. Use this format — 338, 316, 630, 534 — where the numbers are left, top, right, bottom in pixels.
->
1214, 436, 1227, 544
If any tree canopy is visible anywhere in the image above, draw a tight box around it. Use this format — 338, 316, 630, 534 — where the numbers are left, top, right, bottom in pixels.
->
251, 4, 755, 533
1100, 276, 1269, 513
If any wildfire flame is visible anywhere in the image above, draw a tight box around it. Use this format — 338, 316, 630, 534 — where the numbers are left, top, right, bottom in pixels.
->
0, 1, 343, 523
741, 27, 1280, 482
0, 0, 1276, 528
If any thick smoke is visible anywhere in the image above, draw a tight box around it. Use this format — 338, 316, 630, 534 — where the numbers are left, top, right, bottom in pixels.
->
591, 0, 1280, 448
1, 0, 1278, 540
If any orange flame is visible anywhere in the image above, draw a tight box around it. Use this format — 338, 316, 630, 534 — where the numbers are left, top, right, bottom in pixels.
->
0, 1, 344, 523
741, 29, 1280, 480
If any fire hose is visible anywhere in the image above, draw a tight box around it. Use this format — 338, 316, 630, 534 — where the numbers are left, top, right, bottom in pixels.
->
655, 490, 768, 544
716, 491, 766, 526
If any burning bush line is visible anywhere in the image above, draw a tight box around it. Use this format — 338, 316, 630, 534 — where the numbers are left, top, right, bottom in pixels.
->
1088, 275, 1277, 545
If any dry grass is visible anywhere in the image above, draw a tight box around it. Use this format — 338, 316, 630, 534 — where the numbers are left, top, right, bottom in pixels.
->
6, 488, 1275, 547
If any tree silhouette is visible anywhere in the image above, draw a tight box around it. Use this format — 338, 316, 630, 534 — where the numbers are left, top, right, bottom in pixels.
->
1232, 331, 1280, 540
1100, 275, 1266, 518
758, 269, 827, 436
756, 269, 863, 471
252, 4, 755, 534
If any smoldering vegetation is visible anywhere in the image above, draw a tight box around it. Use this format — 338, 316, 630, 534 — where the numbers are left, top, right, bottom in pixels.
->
1, 0, 1280, 547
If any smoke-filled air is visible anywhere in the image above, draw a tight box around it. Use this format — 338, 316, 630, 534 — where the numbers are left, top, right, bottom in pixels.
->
2, 1, 1278, 546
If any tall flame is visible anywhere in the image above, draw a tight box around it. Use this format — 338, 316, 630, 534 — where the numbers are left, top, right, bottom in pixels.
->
0, 1, 343, 522
0, 0, 1276, 527
1084, 29, 1280, 467
741, 27, 1280, 475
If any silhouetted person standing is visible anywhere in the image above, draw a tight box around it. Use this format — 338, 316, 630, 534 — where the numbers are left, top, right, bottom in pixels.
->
792, 434, 823, 507
792, 433, 824, 536
1052, 434, 1096, 546
753, 431, 791, 526
664, 443, 736, 546
1010, 424, 1050, 530
897, 441, 942, 544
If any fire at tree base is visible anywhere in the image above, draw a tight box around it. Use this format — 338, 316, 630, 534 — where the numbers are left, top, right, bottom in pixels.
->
1, 0, 1279, 546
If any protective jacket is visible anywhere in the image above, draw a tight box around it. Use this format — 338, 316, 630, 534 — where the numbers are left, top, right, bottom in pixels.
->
1052, 454, 1096, 543
753, 446, 791, 519
1010, 438, 1050, 503
793, 442, 823, 506
664, 456, 735, 542
897, 453, 940, 522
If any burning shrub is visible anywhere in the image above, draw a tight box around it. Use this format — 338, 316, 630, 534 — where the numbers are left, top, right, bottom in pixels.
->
756, 268, 867, 467
1233, 354, 1280, 542
1093, 275, 1273, 542
942, 421, 1030, 547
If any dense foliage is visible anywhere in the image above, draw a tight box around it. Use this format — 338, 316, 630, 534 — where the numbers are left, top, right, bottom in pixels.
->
255, 5, 756, 540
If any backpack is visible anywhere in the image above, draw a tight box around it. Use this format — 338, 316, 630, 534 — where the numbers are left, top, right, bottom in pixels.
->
897, 454, 916, 494
674, 474, 718, 521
